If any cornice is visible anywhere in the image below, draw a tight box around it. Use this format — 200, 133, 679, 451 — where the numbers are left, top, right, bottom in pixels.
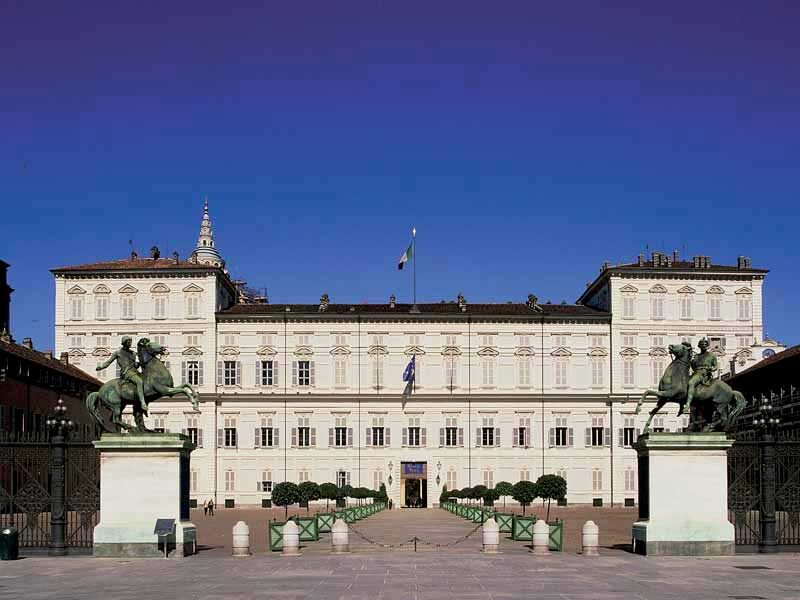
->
214, 313, 611, 325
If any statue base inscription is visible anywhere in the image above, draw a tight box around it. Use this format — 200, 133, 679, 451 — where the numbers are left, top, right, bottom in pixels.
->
631, 432, 734, 556
93, 433, 197, 558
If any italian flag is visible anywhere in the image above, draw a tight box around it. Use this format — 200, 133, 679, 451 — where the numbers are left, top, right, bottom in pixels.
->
397, 242, 413, 270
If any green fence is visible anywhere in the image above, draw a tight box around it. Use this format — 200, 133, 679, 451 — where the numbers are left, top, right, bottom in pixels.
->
317, 512, 335, 533
548, 520, 564, 551
296, 516, 319, 542
269, 521, 286, 552
511, 515, 534, 541
494, 512, 513, 533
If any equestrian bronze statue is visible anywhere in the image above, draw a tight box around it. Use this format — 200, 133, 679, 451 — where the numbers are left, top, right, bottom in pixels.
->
87, 337, 199, 433
635, 340, 745, 433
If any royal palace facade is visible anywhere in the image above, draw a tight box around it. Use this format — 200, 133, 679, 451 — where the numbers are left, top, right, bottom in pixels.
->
52, 204, 783, 507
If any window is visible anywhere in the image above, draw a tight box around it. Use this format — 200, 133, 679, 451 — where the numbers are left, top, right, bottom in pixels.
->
334, 358, 347, 386
190, 469, 198, 492
222, 334, 237, 347
69, 335, 83, 348
255, 416, 278, 448
650, 296, 664, 320
554, 360, 568, 386
624, 467, 636, 491
184, 416, 203, 446
737, 336, 751, 349
518, 359, 531, 386
297, 334, 310, 346
292, 360, 314, 387
151, 334, 167, 348
186, 294, 200, 318
478, 416, 498, 447
331, 416, 350, 448
481, 360, 494, 386
333, 334, 348, 347
622, 296, 635, 319
445, 335, 458, 347
220, 360, 240, 386
405, 416, 424, 447
620, 417, 637, 447
518, 335, 531, 347
588, 415, 608, 447
553, 334, 567, 347
69, 296, 84, 320
181, 360, 203, 385
651, 335, 664, 347
185, 334, 199, 347
622, 333, 636, 347
298, 470, 309, 483
95, 335, 109, 348
153, 295, 167, 319
95, 295, 109, 320
652, 417, 666, 433
367, 416, 389, 447
708, 337, 726, 355
120, 296, 135, 319
519, 469, 531, 482
591, 359, 604, 386
222, 415, 237, 448
444, 359, 458, 389
592, 469, 603, 492
552, 415, 572, 447
257, 470, 273, 493
442, 416, 462, 447
256, 360, 275, 386
590, 335, 605, 348
623, 359, 636, 387
408, 334, 421, 346
482, 468, 494, 489
152, 416, 166, 433
708, 297, 721, 320
372, 469, 384, 490
557, 469, 568, 485
737, 297, 751, 321
480, 334, 495, 347
371, 359, 383, 389
334, 470, 347, 488
371, 335, 384, 346
224, 470, 235, 492
680, 296, 692, 319
446, 468, 457, 491
651, 359, 665, 386
514, 417, 531, 447
294, 416, 314, 447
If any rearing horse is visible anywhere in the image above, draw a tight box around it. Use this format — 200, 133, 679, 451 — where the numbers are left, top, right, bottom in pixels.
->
86, 338, 199, 433
636, 342, 745, 433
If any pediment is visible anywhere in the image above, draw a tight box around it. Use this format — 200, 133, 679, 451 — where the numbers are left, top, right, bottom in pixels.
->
93, 284, 111, 294
735, 287, 753, 295
649, 347, 669, 357
514, 347, 535, 357
68, 348, 86, 357
67, 285, 86, 295
441, 346, 462, 357
150, 283, 170, 293
219, 346, 240, 356
367, 345, 388, 356
329, 345, 351, 356
735, 348, 752, 359
706, 285, 725, 295
649, 284, 667, 294
182, 346, 203, 356
619, 284, 639, 294
257, 345, 278, 357
92, 347, 111, 357
294, 346, 314, 357
118, 284, 138, 294
677, 286, 696, 294
183, 283, 204, 293
550, 347, 572, 357
620, 347, 639, 357
477, 347, 500, 357
587, 348, 608, 357
404, 345, 426, 356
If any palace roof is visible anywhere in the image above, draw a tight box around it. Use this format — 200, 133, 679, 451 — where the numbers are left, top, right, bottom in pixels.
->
51, 257, 217, 273
0, 337, 101, 387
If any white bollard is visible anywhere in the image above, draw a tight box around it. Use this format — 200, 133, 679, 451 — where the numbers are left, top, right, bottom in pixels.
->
331, 518, 350, 554
231, 521, 250, 557
481, 517, 500, 553
581, 520, 599, 556
282, 520, 301, 556
531, 519, 550, 555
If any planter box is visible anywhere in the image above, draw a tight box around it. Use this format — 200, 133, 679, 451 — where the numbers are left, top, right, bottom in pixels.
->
494, 512, 514, 533
334, 510, 345, 522
472, 508, 484, 523
511, 515, 534, 541
269, 521, 286, 552
344, 508, 356, 523
296, 516, 319, 542
336, 498, 346, 508
548, 520, 564, 551
317, 512, 335, 533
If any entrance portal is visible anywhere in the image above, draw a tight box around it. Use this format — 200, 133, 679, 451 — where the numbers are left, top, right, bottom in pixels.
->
400, 462, 427, 508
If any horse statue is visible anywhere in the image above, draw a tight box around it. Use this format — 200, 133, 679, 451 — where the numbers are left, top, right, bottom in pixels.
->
635, 342, 745, 433
86, 338, 199, 433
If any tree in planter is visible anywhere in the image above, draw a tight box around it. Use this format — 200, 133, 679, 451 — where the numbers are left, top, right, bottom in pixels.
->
495, 481, 513, 509
272, 481, 300, 520
376, 483, 388, 503
339, 484, 354, 507
511, 480, 539, 516
439, 484, 449, 504
535, 474, 567, 521
460, 487, 473, 504
482, 487, 500, 507
319, 482, 338, 511
298, 481, 321, 513
470, 485, 487, 506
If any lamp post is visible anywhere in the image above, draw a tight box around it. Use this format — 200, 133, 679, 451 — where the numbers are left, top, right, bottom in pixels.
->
46, 397, 74, 556
387, 461, 393, 487
753, 393, 780, 554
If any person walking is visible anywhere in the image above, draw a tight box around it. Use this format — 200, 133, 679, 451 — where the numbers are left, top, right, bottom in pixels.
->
203, 499, 208, 516
207, 498, 215, 516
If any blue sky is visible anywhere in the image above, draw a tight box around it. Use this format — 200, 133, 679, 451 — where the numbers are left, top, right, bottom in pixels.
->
1, 2, 798, 349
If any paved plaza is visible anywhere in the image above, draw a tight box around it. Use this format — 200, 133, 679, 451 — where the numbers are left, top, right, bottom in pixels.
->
3, 508, 800, 599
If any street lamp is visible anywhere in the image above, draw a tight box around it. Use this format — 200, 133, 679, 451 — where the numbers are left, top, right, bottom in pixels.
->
436, 460, 442, 486
387, 461, 393, 487
753, 393, 781, 554
46, 397, 75, 556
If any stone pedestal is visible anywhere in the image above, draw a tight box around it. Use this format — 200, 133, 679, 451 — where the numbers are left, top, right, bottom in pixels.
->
93, 434, 197, 558
631, 432, 734, 556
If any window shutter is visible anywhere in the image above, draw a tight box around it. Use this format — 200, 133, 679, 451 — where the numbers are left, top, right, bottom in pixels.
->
273, 428, 279, 447
366, 428, 372, 446
347, 427, 353, 446
217, 361, 223, 385
198, 429, 203, 448
421, 428, 427, 446
310, 428, 316, 446
384, 427, 390, 447
402, 428, 408, 446
255, 361, 260, 386
255, 428, 261, 448
217, 428, 223, 447
257, 481, 262, 492
475, 428, 481, 447
604, 427, 611, 446
346, 472, 351, 486
292, 361, 297, 386
512, 428, 518, 447
310, 361, 315, 385
585, 428, 591, 447
549, 427, 555, 447
235, 361, 241, 386
181, 362, 187, 385
329, 428, 334, 447
525, 427, 531, 447
198, 361, 204, 385
273, 361, 279, 386
495, 427, 500, 447
181, 428, 186, 436
618, 428, 624, 447
568, 428, 574, 447
458, 427, 464, 447
291, 428, 297, 446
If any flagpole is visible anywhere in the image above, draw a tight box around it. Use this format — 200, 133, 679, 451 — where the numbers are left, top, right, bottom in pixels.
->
412, 227, 417, 308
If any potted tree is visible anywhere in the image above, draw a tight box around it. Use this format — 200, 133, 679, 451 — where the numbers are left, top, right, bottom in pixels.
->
482, 487, 500, 508
319, 482, 338, 511
272, 481, 299, 520
495, 481, 513, 509
298, 481, 320, 513
535, 474, 567, 551
511, 480, 539, 542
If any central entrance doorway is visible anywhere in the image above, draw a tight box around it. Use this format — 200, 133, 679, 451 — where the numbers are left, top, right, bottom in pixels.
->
400, 462, 427, 508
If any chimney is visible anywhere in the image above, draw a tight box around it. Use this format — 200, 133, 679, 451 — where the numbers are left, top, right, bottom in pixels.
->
150, 246, 160, 259
673, 249, 680, 262
737, 256, 751, 270
172, 251, 180, 265
637, 253, 646, 266
60, 352, 70, 365
130, 249, 138, 260
318, 293, 330, 313
457, 293, 467, 313
389, 294, 396, 309
22, 337, 33, 350
693, 255, 701, 268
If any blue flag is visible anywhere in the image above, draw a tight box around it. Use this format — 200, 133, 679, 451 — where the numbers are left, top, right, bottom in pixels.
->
402, 356, 416, 405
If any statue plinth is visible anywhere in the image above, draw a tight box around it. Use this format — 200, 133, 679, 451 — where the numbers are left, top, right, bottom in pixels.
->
632, 432, 735, 556
93, 433, 197, 558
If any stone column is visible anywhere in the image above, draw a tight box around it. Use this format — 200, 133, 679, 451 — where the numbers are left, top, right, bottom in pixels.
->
481, 517, 499, 553
231, 521, 250, 557
331, 518, 350, 554
531, 520, 550, 555
282, 520, 301, 556
581, 521, 599, 556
